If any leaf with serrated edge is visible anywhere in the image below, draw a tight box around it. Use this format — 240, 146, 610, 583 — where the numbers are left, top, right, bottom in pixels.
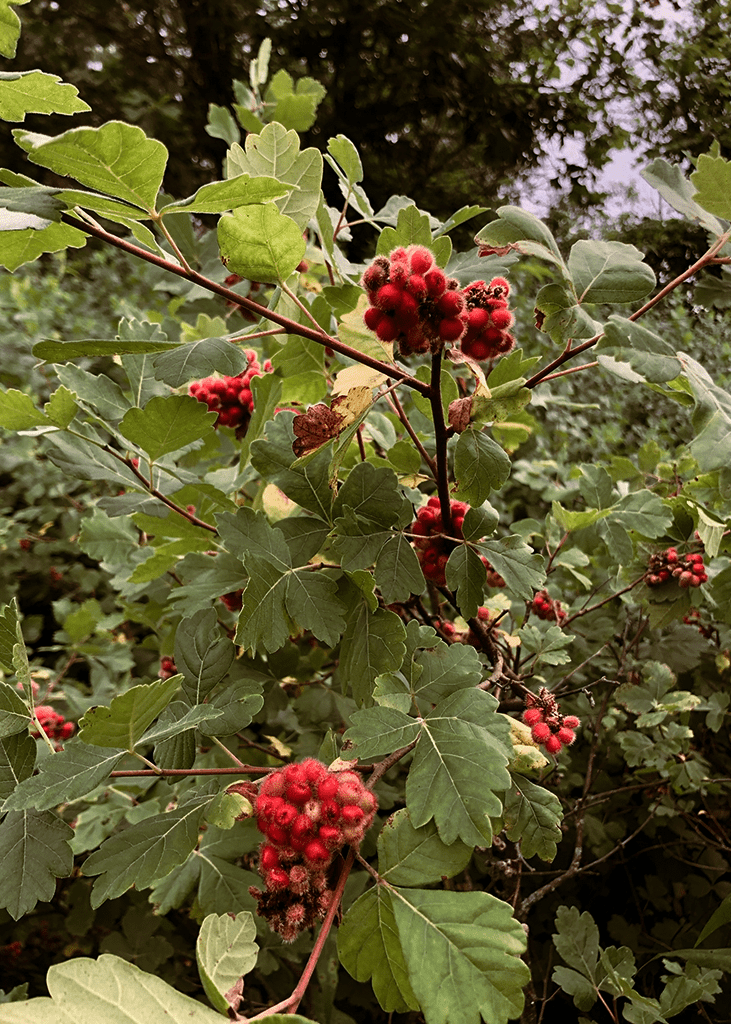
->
218, 204, 305, 283
2, 744, 124, 812
175, 608, 235, 704
15, 121, 167, 211
453, 427, 511, 505
0, 954, 226, 1024
0, 679, 31, 737
343, 706, 421, 759
77, 677, 180, 750
0, 70, 90, 121
391, 886, 529, 1024
196, 913, 258, 1014
0, 732, 35, 801
339, 604, 407, 708
407, 689, 512, 846
378, 808, 472, 886
0, 810, 73, 919
119, 394, 217, 461
83, 796, 211, 908
503, 774, 563, 862
338, 886, 419, 1013
553, 905, 599, 980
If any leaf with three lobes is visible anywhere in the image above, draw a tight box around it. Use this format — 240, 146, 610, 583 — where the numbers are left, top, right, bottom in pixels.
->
406, 689, 512, 846
77, 677, 181, 749
391, 887, 530, 1024
2, 744, 125, 812
83, 796, 212, 908
0, 810, 74, 919
0, 954, 226, 1024
339, 603, 407, 707
196, 912, 258, 1014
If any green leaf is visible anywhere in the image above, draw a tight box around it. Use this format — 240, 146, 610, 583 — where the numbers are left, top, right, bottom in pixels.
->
196, 912, 258, 1013
78, 509, 138, 563
0, 953, 226, 1023
0, 70, 89, 121
411, 636, 483, 704
0, 600, 23, 675
251, 413, 334, 519
326, 134, 363, 185
568, 240, 655, 303
553, 905, 599, 981
453, 427, 511, 505
690, 150, 731, 220
339, 604, 407, 707
216, 506, 290, 566
77, 677, 181, 750
0, 217, 86, 271
697, 894, 731, 946
152, 337, 252, 387
0, 0, 29, 59
0, 681, 30, 738
174, 609, 235, 704
0, 184, 65, 224
479, 535, 546, 601
608, 491, 673, 538
374, 534, 425, 604
503, 774, 563, 861
199, 679, 264, 737
142, 703, 224, 746
597, 316, 681, 384
159, 173, 289, 215
0, 732, 35, 801
333, 462, 404, 526
119, 394, 217, 460
239, 371, 282, 469
15, 121, 167, 211
226, 122, 323, 230
34, 318, 178, 362
533, 283, 603, 345
83, 796, 211, 908
343, 705, 421, 759
0, 388, 50, 429
445, 544, 486, 619
235, 555, 291, 655
391, 886, 530, 1024
218, 203, 305, 284
264, 69, 327, 132
551, 966, 598, 1012
518, 623, 574, 667
338, 886, 419, 1014
641, 158, 724, 234
284, 566, 347, 646
2, 744, 124, 812
378, 808, 473, 886
406, 689, 512, 845
377, 203, 433, 254
44, 385, 77, 428
0, 810, 73, 919
205, 103, 241, 145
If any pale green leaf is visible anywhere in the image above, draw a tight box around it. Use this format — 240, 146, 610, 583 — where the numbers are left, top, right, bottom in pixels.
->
0, 388, 50, 429
218, 203, 305, 283
0, 953, 226, 1023
196, 913, 258, 1014
159, 173, 288, 215
568, 240, 655, 304
0, 680, 30, 738
0, 0, 29, 59
641, 158, 724, 233
15, 121, 167, 211
0, 70, 89, 121
2, 744, 124, 812
690, 150, 731, 220
0, 218, 85, 270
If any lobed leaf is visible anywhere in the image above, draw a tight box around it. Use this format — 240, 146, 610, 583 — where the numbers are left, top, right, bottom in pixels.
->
0, 810, 73, 919
77, 677, 181, 750
0, 70, 90, 121
196, 912, 258, 1014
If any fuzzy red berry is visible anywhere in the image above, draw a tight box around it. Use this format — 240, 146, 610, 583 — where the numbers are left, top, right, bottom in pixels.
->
544, 735, 562, 755
531, 722, 552, 744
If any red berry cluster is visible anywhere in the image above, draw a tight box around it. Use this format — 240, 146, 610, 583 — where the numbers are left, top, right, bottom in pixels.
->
531, 590, 568, 625
362, 245, 467, 356
188, 350, 269, 430
33, 706, 74, 746
460, 278, 515, 361
645, 547, 708, 589
410, 497, 505, 588
683, 608, 714, 638
361, 246, 516, 361
159, 656, 177, 679
521, 688, 579, 755
251, 759, 377, 941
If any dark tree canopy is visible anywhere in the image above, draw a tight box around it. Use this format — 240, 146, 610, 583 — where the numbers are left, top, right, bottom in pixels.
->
6, 0, 731, 216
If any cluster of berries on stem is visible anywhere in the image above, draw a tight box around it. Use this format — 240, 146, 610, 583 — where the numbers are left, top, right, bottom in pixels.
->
33, 706, 74, 747
361, 246, 515, 360
188, 349, 269, 431
645, 547, 708, 589
410, 497, 505, 589
159, 656, 177, 680
531, 590, 568, 625
522, 688, 579, 755
251, 758, 377, 941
